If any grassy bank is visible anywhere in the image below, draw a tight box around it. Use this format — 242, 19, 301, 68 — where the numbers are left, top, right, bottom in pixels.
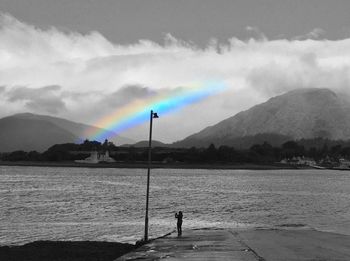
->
0, 241, 135, 261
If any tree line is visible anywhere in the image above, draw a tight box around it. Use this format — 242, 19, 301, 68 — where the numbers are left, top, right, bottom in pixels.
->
1, 138, 350, 164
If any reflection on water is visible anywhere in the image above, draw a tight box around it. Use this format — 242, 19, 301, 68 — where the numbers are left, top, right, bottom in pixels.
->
0, 166, 349, 245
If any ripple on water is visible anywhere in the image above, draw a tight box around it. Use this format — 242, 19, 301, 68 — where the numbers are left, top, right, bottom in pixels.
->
0, 166, 349, 244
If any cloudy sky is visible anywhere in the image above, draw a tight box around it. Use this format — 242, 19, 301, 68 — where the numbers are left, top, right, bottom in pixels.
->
1, 0, 350, 142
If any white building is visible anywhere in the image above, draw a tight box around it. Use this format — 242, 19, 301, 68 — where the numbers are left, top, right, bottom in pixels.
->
75, 151, 115, 164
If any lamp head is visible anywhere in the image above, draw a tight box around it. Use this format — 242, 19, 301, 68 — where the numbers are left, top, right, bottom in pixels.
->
153, 112, 159, 118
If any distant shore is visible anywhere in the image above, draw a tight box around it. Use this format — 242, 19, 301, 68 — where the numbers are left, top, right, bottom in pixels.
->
0, 160, 305, 170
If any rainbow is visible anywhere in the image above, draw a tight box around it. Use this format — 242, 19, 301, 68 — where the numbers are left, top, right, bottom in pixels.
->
87, 81, 227, 141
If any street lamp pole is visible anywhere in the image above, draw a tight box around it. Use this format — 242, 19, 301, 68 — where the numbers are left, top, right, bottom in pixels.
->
144, 110, 158, 241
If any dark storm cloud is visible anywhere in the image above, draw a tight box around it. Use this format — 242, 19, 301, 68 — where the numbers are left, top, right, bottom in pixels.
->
7, 85, 66, 114
1, 0, 350, 45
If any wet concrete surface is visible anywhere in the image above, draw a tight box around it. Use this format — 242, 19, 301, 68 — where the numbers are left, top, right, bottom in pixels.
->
116, 228, 258, 261
116, 228, 350, 261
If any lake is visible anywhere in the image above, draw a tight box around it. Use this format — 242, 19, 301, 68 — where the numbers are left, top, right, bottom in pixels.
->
0, 166, 349, 245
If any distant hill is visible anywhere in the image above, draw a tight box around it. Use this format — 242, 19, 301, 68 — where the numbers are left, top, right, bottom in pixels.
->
0, 113, 134, 152
122, 140, 168, 148
174, 88, 350, 148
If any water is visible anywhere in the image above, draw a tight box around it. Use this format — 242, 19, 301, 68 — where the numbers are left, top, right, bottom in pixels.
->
0, 166, 349, 245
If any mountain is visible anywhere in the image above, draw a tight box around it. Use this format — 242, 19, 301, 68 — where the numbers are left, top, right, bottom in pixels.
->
174, 88, 350, 148
0, 113, 134, 152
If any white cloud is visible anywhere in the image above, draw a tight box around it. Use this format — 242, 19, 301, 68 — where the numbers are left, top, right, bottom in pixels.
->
293, 28, 326, 40
1, 13, 350, 142
245, 26, 267, 41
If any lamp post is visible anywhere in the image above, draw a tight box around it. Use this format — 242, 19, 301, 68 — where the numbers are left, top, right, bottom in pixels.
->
144, 110, 159, 241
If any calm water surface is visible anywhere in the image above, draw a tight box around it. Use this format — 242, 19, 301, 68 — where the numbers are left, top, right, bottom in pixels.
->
0, 166, 349, 245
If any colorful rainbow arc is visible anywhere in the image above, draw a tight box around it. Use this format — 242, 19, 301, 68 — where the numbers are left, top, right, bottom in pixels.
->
87, 81, 227, 141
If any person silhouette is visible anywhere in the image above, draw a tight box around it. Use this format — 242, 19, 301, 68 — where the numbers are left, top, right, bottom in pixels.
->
175, 211, 183, 236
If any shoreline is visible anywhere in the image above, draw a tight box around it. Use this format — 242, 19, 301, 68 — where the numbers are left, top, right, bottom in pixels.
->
0, 161, 305, 170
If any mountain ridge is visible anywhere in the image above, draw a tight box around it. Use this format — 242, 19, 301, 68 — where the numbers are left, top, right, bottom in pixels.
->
173, 88, 350, 148
0, 113, 134, 152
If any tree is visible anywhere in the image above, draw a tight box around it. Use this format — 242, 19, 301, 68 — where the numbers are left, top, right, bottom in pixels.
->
281, 141, 305, 158
5, 151, 28, 161
204, 144, 217, 161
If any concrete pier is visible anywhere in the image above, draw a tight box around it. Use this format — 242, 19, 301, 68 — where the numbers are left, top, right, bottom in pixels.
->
116, 228, 350, 261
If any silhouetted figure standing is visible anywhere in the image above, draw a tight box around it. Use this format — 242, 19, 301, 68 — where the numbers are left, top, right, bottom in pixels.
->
175, 211, 183, 236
